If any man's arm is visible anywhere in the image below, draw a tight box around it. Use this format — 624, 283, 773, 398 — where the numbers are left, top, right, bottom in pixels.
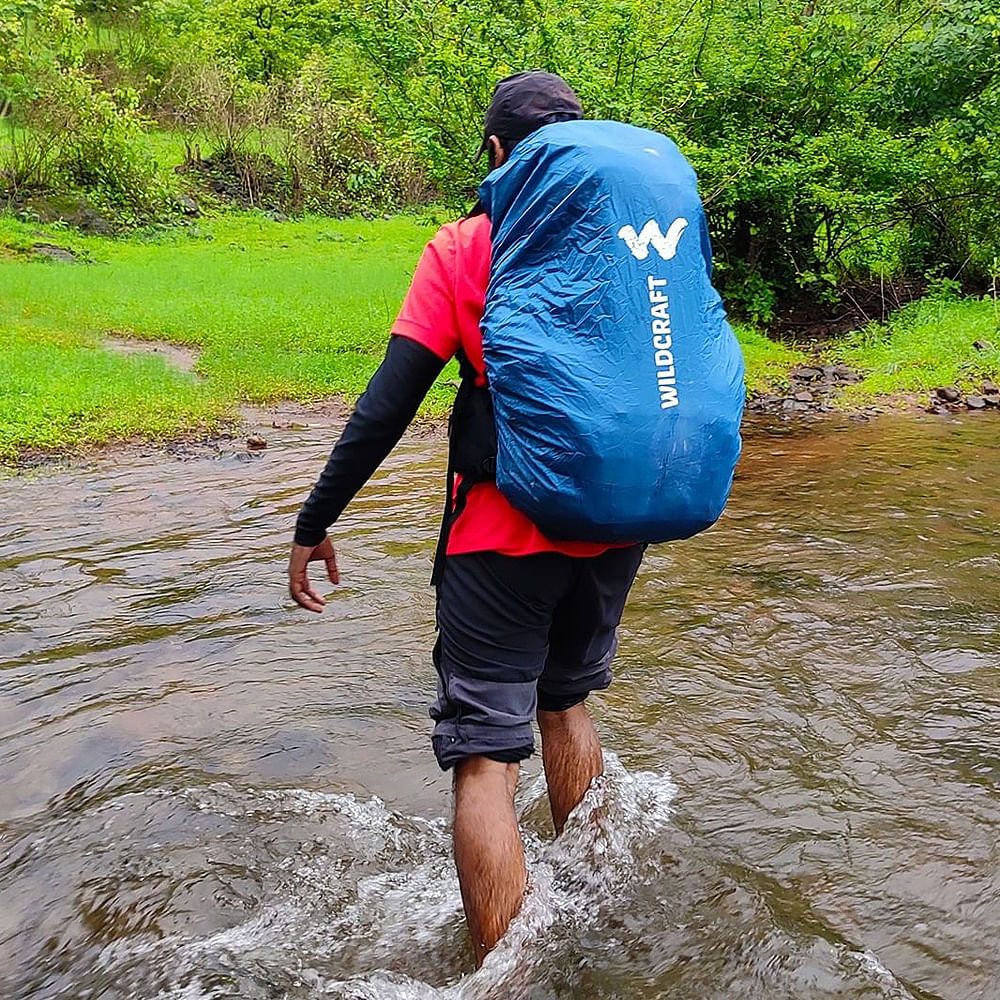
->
288, 334, 447, 610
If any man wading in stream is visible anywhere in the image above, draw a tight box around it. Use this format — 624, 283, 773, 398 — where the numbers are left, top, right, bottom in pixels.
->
288, 72, 745, 965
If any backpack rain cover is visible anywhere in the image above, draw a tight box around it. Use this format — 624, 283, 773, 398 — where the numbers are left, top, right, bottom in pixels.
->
476, 120, 745, 543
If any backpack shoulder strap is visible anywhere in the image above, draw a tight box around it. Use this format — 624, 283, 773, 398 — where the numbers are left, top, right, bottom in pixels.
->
430, 349, 497, 586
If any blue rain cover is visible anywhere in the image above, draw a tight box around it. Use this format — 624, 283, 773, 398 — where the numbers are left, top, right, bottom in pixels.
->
477, 120, 745, 542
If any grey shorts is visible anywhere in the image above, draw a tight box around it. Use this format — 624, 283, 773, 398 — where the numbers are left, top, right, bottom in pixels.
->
430, 545, 645, 770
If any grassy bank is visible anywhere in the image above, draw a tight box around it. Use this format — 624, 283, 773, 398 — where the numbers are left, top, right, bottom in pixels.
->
0, 212, 441, 461
1, 212, 997, 463
830, 296, 1000, 403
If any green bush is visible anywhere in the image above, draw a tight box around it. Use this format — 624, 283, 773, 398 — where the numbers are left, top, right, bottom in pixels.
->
279, 53, 432, 213
1, 2, 172, 219
2, 0, 997, 317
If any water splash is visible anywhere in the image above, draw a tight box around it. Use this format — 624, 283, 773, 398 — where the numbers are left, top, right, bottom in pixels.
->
838, 948, 921, 1000
82, 752, 677, 1000
12, 755, 933, 1000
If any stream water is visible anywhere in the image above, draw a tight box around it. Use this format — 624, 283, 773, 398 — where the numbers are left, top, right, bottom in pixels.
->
1, 412, 998, 1000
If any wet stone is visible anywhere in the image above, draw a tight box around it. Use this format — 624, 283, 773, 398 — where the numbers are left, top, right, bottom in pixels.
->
966, 396, 988, 410
827, 367, 862, 384
935, 385, 961, 403
246, 434, 268, 450
794, 390, 815, 403
984, 394, 1000, 407
750, 395, 778, 412
982, 380, 999, 395
782, 399, 798, 411
791, 366, 822, 381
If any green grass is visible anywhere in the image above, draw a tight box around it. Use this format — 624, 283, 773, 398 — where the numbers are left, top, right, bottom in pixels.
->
0, 215, 470, 458
1, 212, 440, 397
828, 295, 1000, 402
0, 322, 226, 461
732, 324, 809, 393
5, 208, 995, 462
0, 210, 452, 461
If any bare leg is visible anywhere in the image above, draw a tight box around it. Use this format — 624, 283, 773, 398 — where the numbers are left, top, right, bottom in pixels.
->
537, 702, 604, 834
453, 756, 525, 967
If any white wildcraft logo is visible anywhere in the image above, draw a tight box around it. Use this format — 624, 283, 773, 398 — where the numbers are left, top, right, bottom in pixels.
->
617, 218, 689, 260
647, 276, 678, 409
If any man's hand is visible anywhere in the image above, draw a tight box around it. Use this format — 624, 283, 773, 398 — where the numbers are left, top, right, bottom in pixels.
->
288, 536, 339, 612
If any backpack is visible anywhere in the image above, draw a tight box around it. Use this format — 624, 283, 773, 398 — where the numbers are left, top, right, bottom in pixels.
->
435, 120, 744, 577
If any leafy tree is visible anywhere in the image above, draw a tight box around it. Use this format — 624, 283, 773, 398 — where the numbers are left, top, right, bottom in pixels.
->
3, 0, 998, 315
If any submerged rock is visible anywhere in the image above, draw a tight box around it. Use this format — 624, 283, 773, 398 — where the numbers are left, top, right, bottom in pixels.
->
246, 434, 268, 450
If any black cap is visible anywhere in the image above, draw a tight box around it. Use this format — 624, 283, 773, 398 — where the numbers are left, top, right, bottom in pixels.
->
476, 71, 583, 158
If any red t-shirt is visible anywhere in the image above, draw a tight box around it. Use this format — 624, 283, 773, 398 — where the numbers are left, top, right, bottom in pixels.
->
392, 214, 615, 558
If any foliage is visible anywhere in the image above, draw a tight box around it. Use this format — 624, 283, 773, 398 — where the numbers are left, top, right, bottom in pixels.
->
1, 2, 172, 218
278, 53, 431, 213
1, 0, 998, 317
321, 0, 1000, 318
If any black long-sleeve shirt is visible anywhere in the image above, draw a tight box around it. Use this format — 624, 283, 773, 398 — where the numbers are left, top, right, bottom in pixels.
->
293, 336, 446, 546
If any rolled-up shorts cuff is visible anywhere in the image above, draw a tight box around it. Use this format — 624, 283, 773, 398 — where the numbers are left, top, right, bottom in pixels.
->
431, 718, 534, 771
537, 635, 616, 713
536, 678, 608, 714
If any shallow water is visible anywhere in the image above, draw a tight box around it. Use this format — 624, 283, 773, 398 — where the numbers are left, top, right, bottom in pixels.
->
1, 412, 998, 1000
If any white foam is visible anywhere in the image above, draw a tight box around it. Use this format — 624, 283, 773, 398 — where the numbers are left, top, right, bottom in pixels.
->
841, 946, 920, 1000
96, 753, 679, 1000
